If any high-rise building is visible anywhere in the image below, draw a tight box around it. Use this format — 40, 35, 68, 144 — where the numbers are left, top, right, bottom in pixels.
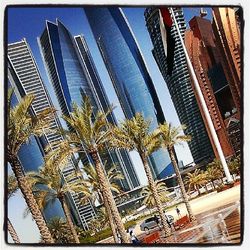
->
185, 16, 235, 158
212, 7, 241, 154
144, 7, 214, 164
212, 7, 241, 114
74, 35, 140, 188
38, 20, 140, 191
7, 40, 83, 224
84, 7, 173, 179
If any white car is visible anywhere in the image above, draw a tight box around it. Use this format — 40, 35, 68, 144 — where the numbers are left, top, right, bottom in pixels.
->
140, 215, 174, 232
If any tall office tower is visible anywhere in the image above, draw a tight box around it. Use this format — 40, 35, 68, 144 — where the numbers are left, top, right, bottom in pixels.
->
74, 35, 140, 188
7, 40, 85, 224
84, 7, 173, 179
212, 7, 241, 115
185, 16, 235, 159
38, 19, 139, 190
212, 7, 241, 154
145, 7, 214, 164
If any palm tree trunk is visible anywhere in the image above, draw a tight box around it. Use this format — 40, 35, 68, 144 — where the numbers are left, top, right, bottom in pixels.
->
8, 155, 54, 243
103, 195, 119, 243
141, 153, 171, 239
168, 148, 196, 222
90, 150, 130, 243
7, 218, 20, 243
59, 196, 80, 243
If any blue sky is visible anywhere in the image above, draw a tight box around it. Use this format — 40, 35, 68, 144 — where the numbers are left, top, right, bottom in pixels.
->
7, 6, 212, 242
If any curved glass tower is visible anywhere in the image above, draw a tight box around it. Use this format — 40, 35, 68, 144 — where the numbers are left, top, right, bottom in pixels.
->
84, 7, 173, 178
38, 19, 139, 191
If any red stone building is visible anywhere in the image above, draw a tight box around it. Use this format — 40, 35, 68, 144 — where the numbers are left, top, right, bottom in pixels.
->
184, 10, 241, 158
212, 7, 241, 114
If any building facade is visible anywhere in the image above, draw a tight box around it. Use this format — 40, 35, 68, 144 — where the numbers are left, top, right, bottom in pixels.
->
185, 16, 235, 159
38, 20, 139, 192
144, 7, 214, 164
84, 7, 173, 178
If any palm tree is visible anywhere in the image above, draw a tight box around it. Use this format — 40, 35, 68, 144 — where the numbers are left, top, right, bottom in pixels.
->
27, 163, 91, 243
47, 217, 73, 243
228, 155, 241, 179
7, 174, 20, 243
27, 164, 91, 243
88, 207, 109, 234
7, 89, 55, 243
205, 166, 223, 189
141, 181, 171, 211
159, 122, 196, 222
45, 97, 130, 243
82, 164, 124, 243
207, 159, 224, 183
184, 169, 207, 196
111, 113, 171, 238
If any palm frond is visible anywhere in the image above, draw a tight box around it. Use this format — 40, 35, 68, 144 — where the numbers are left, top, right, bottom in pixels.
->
159, 122, 191, 150
141, 182, 171, 208
111, 113, 161, 157
8, 92, 56, 156
7, 174, 19, 199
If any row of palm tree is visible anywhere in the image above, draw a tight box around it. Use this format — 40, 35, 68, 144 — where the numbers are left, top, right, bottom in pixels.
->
47, 97, 198, 241
7, 91, 196, 243
184, 156, 241, 195
44, 98, 131, 242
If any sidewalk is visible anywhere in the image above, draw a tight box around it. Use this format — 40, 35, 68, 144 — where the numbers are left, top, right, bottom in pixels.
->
133, 185, 240, 236
98, 185, 241, 244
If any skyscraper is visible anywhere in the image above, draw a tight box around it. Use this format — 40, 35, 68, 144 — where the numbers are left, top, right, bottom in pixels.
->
212, 7, 241, 114
185, 15, 236, 158
145, 7, 214, 164
7, 39, 79, 223
38, 19, 139, 190
74, 35, 140, 188
212, 8, 241, 154
84, 7, 173, 178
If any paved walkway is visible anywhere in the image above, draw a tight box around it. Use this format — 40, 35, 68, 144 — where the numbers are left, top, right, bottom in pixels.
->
133, 185, 240, 236
149, 201, 241, 244
98, 185, 241, 244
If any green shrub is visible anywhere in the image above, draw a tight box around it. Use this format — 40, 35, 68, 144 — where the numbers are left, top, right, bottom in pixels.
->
79, 220, 137, 243
79, 227, 112, 243
124, 220, 136, 229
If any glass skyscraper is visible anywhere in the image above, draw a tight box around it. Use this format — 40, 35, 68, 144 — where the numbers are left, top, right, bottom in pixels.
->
144, 7, 214, 164
74, 35, 140, 188
84, 7, 173, 178
38, 19, 139, 190
7, 39, 99, 230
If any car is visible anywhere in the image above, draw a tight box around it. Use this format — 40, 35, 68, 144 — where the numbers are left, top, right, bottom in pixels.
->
140, 216, 160, 233
140, 215, 174, 233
